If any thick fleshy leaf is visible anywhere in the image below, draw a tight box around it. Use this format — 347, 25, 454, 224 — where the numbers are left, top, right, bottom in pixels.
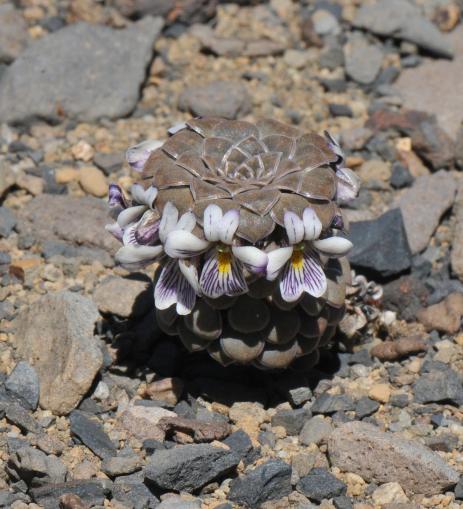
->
298, 167, 336, 200
264, 307, 300, 344
324, 131, 344, 163
157, 188, 194, 216
294, 133, 337, 164
154, 164, 194, 189
115, 244, 163, 268
227, 296, 270, 333
190, 179, 229, 202
232, 246, 268, 274
220, 209, 240, 244
266, 247, 293, 281
303, 208, 322, 241
131, 184, 158, 208
117, 205, 147, 228
162, 130, 203, 159
312, 237, 353, 257
167, 121, 187, 135
256, 341, 299, 369
186, 117, 223, 137
159, 202, 179, 243
184, 300, 222, 340
220, 329, 265, 363
164, 230, 210, 258
256, 118, 301, 139
280, 248, 327, 302
203, 204, 223, 242
284, 211, 305, 245
213, 120, 259, 143
236, 208, 275, 243
126, 139, 163, 172
199, 249, 248, 298
261, 134, 296, 159
234, 189, 280, 216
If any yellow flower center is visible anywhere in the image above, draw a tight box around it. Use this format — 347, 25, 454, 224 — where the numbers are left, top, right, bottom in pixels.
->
291, 243, 305, 270
217, 244, 232, 274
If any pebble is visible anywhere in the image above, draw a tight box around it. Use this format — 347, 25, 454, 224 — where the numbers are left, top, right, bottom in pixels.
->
299, 415, 334, 446
30, 480, 108, 509
393, 171, 456, 254
55, 167, 80, 184
355, 397, 380, 419
311, 394, 355, 415
145, 444, 240, 493
120, 402, 176, 441
101, 455, 142, 477
5, 361, 40, 411
271, 408, 308, 436
296, 468, 347, 503
348, 209, 412, 277
78, 167, 107, 197
145, 377, 184, 406
178, 80, 251, 119
0, 17, 164, 123
413, 368, 463, 406
69, 410, 117, 459
283, 49, 311, 69
223, 430, 256, 464
312, 9, 340, 36
416, 292, 463, 334
390, 162, 414, 189
370, 337, 427, 362
228, 459, 292, 507
344, 34, 383, 85
93, 275, 153, 318
328, 421, 459, 495
158, 416, 230, 442
368, 384, 391, 404
0, 4, 28, 63
372, 482, 408, 505
14, 291, 103, 415
0, 206, 17, 238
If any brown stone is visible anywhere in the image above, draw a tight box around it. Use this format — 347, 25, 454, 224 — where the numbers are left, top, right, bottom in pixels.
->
370, 336, 428, 362
416, 292, 463, 334
157, 416, 231, 443
120, 402, 175, 441
145, 377, 184, 406
59, 493, 90, 509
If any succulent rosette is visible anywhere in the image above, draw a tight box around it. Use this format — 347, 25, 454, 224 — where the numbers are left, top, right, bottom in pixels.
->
106, 118, 360, 370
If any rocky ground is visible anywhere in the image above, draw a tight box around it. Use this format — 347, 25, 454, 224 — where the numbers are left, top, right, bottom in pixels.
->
1, 0, 463, 508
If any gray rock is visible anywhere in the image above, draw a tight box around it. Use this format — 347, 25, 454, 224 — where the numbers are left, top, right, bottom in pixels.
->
101, 455, 142, 477
353, 0, 453, 59
5, 361, 40, 411
271, 408, 308, 436
413, 369, 463, 406
156, 497, 202, 509
296, 468, 347, 502
0, 4, 29, 63
0, 206, 16, 238
299, 415, 334, 446
0, 17, 163, 123
348, 209, 412, 277
223, 430, 257, 464
30, 480, 109, 509
311, 393, 355, 414
112, 477, 159, 508
145, 444, 240, 492
14, 291, 103, 415
455, 477, 463, 500
333, 496, 354, 509
5, 402, 41, 434
390, 162, 414, 189
228, 459, 292, 507
93, 151, 124, 175
344, 34, 383, 85
355, 397, 380, 419
93, 275, 153, 318
42, 240, 114, 268
70, 410, 117, 460
17, 195, 120, 254
178, 80, 251, 119
393, 170, 456, 254
328, 421, 459, 495
312, 9, 340, 36
7, 446, 67, 487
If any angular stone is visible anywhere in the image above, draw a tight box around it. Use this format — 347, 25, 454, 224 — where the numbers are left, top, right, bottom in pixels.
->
299, 415, 334, 446
392, 171, 456, 254
344, 34, 383, 85
145, 444, 240, 492
296, 468, 346, 502
5, 402, 41, 434
93, 275, 153, 318
416, 292, 463, 334
228, 460, 292, 507
353, 0, 454, 58
328, 422, 459, 495
178, 80, 251, 119
349, 209, 412, 277
14, 291, 103, 415
70, 410, 117, 459
271, 409, 308, 436
311, 393, 355, 415
451, 181, 463, 280
101, 455, 142, 477
413, 368, 463, 406
120, 402, 176, 441
30, 480, 109, 509
157, 416, 230, 442
370, 337, 428, 362
5, 361, 40, 411
0, 17, 164, 123
0, 206, 16, 238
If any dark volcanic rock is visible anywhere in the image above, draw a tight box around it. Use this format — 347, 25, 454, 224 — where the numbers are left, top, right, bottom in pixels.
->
5, 361, 40, 411
296, 468, 347, 502
228, 459, 292, 507
0, 206, 16, 238
0, 18, 164, 123
30, 480, 109, 509
145, 444, 240, 493
413, 369, 463, 406
348, 209, 412, 277
70, 410, 117, 459
271, 408, 308, 436
311, 393, 355, 415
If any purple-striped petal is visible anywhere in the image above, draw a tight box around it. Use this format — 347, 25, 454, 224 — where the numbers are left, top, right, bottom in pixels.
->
203, 204, 222, 242
312, 236, 353, 257
336, 167, 360, 203
199, 249, 248, 298
135, 211, 160, 245
303, 208, 322, 241
126, 139, 163, 172
179, 258, 201, 294
131, 183, 158, 209
232, 246, 268, 274
154, 258, 181, 311
280, 248, 326, 302
176, 272, 197, 315
108, 183, 128, 219
266, 247, 293, 281
284, 210, 304, 245
219, 209, 240, 245
159, 202, 179, 243
115, 244, 163, 269
164, 230, 210, 258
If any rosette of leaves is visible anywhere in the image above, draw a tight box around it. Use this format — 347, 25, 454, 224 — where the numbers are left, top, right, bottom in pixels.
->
106, 118, 359, 370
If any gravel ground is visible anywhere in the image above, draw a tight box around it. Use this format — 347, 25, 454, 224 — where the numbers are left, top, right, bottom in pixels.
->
1, 0, 463, 508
